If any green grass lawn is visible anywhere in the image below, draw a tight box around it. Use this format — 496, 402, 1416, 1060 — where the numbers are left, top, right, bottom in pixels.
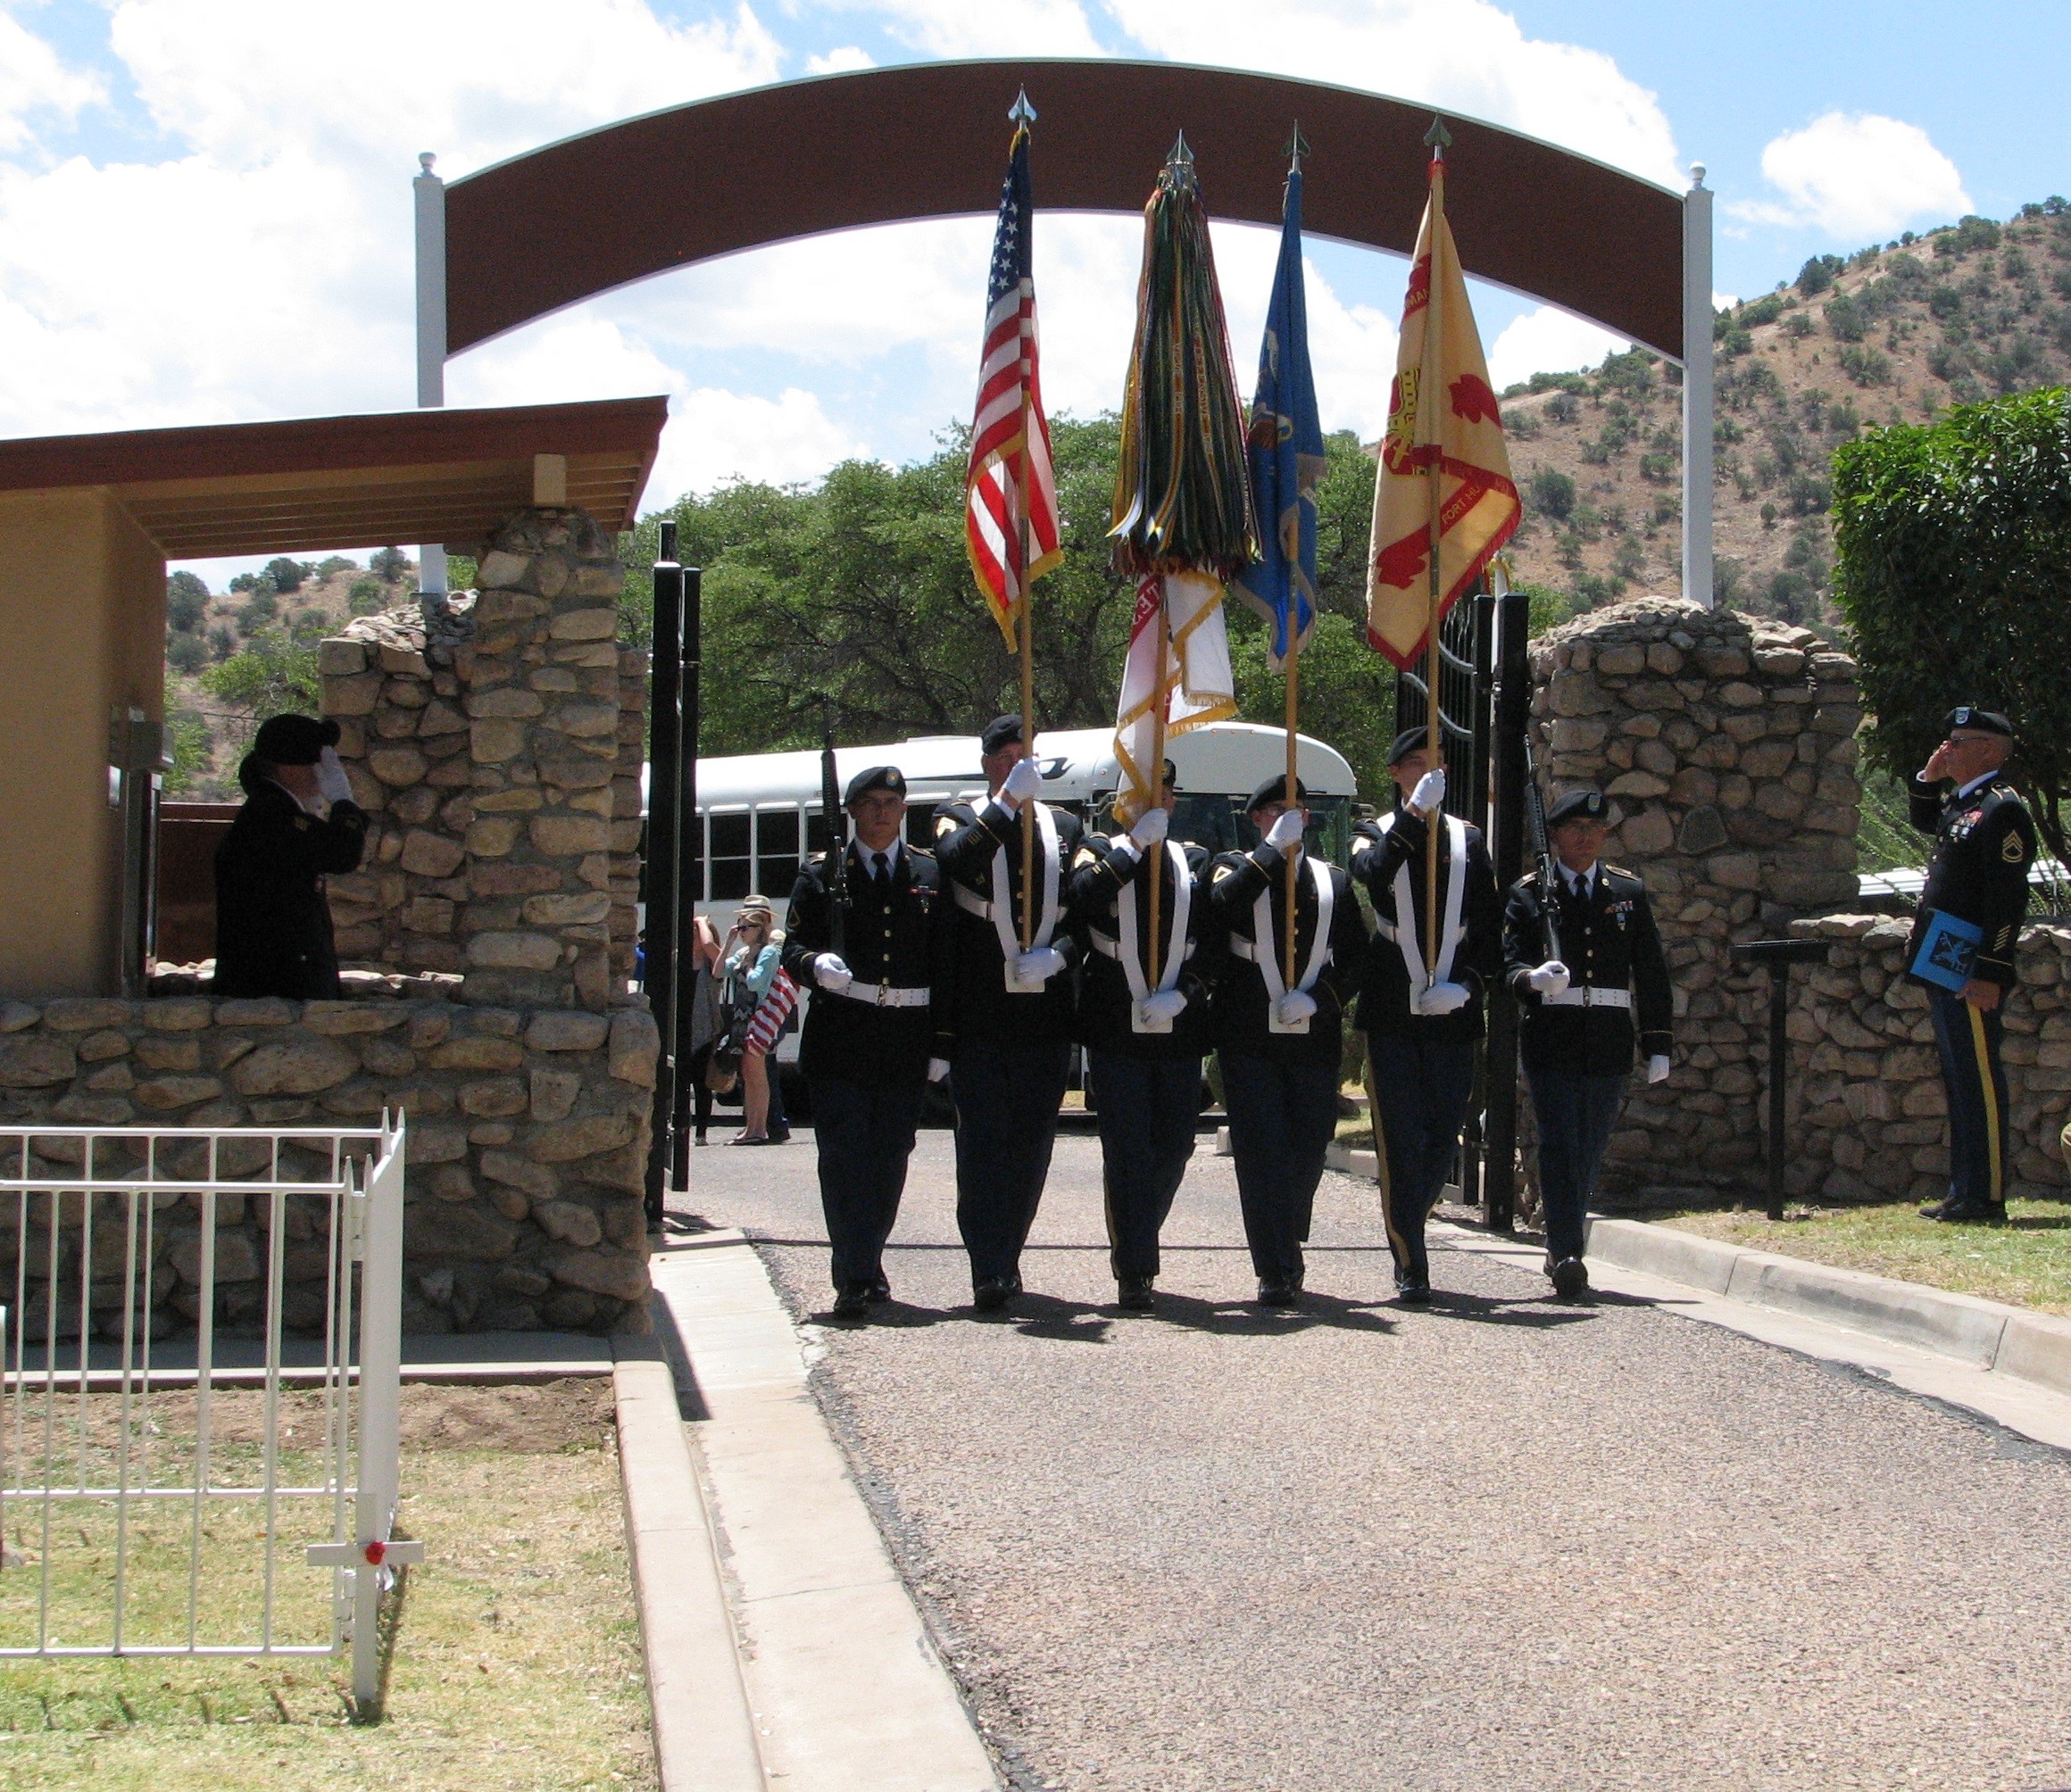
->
1657, 1196, 2071, 1316
0, 1380, 653, 1790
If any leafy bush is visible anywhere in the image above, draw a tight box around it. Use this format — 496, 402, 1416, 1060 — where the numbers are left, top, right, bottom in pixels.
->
1597, 348, 1658, 395
1527, 467, 1576, 521
1833, 386, 2071, 861
1783, 312, 1814, 340
1935, 215, 2002, 259
166, 569, 209, 633
207, 624, 237, 662
1825, 295, 1865, 342
347, 577, 387, 616
228, 570, 271, 595
264, 556, 310, 593
166, 631, 209, 675
199, 631, 321, 726
162, 711, 214, 799
369, 546, 411, 584
314, 555, 358, 579
1838, 345, 1892, 386
1544, 393, 1579, 425
1718, 325, 1753, 359
1798, 254, 1844, 296
1572, 572, 1625, 608
234, 591, 279, 633
1639, 452, 1676, 484
1740, 294, 1785, 328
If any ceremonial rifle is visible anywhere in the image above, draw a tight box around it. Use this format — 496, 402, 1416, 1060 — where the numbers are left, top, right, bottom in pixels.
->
1518, 719, 1562, 965
819, 700, 847, 962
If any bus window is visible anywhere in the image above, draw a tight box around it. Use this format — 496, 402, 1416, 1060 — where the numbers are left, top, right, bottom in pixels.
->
757, 808, 801, 895
905, 802, 938, 848
709, 810, 751, 900
806, 809, 836, 857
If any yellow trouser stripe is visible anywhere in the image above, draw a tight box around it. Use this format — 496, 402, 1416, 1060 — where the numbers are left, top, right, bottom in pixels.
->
1967, 1001, 2003, 1200
1365, 1050, 1411, 1269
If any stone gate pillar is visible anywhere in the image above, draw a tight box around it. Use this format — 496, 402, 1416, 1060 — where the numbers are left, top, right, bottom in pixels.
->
1526, 596, 1862, 1198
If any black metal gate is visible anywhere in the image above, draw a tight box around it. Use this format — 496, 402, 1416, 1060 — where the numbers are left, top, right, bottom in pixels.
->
1390, 579, 1530, 1231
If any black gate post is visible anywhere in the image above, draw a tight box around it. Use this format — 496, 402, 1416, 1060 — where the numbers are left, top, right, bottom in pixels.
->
669, 565, 703, 1190
1480, 582, 1531, 1233
643, 524, 686, 1220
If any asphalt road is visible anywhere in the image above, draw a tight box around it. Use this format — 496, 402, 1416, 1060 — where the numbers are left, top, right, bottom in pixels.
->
681, 1122, 2071, 1792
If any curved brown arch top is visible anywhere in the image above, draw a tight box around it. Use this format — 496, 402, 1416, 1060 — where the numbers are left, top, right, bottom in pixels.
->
445, 59, 1684, 361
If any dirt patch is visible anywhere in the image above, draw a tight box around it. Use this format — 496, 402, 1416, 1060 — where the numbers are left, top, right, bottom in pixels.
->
396, 1375, 615, 1451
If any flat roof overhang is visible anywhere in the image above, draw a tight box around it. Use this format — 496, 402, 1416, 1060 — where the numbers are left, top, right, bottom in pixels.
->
0, 396, 669, 559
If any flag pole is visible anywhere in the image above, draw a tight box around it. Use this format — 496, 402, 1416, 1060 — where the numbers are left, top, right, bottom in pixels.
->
1420, 118, 1451, 985
1013, 95, 1038, 954
1147, 580, 1169, 988
1280, 128, 1308, 991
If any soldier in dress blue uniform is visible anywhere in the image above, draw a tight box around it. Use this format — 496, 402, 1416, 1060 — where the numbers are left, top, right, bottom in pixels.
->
1351, 728, 1505, 1302
213, 714, 367, 1000
784, 766, 952, 1319
1069, 759, 1219, 1312
1208, 776, 1368, 1308
1502, 789, 1673, 1299
934, 715, 1085, 1310
1907, 707, 2038, 1224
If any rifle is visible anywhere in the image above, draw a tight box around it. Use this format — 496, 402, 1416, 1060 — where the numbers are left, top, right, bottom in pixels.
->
819, 701, 847, 960
1518, 718, 1563, 965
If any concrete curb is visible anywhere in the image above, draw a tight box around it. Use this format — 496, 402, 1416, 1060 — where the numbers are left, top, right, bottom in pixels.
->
611, 1344, 766, 1792
1585, 1216, 2071, 1398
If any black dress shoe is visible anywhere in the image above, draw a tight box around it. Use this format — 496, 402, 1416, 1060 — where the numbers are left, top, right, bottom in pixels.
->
866, 1277, 891, 1304
972, 1274, 1021, 1311
1550, 1257, 1591, 1299
1936, 1199, 2009, 1224
1116, 1277, 1155, 1312
830, 1284, 871, 1320
1394, 1275, 1431, 1304
1256, 1278, 1300, 1308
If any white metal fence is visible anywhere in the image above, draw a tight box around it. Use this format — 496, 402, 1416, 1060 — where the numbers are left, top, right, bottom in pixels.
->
0, 1115, 417, 1701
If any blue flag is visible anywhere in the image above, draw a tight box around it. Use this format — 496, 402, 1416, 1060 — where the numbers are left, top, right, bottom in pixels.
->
1235, 167, 1325, 668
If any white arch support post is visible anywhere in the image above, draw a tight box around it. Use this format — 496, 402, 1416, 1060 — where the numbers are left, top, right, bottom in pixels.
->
413, 153, 448, 597
1681, 163, 1714, 609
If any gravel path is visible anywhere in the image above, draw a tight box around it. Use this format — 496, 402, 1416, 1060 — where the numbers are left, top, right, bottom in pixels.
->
683, 1123, 2071, 1791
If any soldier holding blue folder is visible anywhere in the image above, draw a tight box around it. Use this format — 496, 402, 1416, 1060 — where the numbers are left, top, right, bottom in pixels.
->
1907, 708, 2037, 1224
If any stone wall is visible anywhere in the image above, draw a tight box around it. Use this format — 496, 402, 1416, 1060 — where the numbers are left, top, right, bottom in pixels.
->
0, 991, 659, 1333
1528, 596, 1863, 1197
1782, 916, 2071, 1202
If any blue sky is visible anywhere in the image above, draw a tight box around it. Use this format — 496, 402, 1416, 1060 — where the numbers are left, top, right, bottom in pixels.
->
0, 1, 2063, 585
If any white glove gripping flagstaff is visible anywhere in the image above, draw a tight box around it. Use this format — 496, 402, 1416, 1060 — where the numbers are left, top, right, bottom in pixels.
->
1369, 809, 1469, 1007
978, 800, 1062, 991
812, 953, 853, 993
1275, 991, 1318, 1027
1011, 945, 1067, 990
316, 746, 354, 808
1527, 960, 1570, 996
1416, 981, 1469, 1016
1409, 765, 1446, 816
1257, 855, 1334, 1033
1264, 809, 1306, 853
1000, 757, 1044, 809
1117, 839, 1192, 1033
1129, 805, 1169, 849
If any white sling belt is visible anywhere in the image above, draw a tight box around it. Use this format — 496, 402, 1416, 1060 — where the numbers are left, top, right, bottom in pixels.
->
1368, 809, 1469, 1004
949, 801, 1062, 992
1113, 839, 1191, 1033
1233, 854, 1333, 1033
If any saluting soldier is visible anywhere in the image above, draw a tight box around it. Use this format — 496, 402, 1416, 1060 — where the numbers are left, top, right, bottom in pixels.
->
1069, 759, 1219, 1312
1208, 776, 1368, 1308
934, 715, 1085, 1311
1351, 728, 1505, 1303
784, 766, 952, 1319
1503, 789, 1673, 1299
1908, 707, 2037, 1224
214, 714, 366, 1000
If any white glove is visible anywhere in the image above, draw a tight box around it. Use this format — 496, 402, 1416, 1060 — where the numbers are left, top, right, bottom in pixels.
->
1275, 990, 1318, 1026
1137, 988, 1188, 1025
1000, 758, 1044, 809
1526, 960, 1570, 996
1011, 946, 1066, 988
1264, 809, 1306, 852
1129, 806, 1169, 848
1417, 981, 1470, 1016
1647, 1053, 1672, 1085
927, 1058, 951, 1084
316, 746, 354, 807
1410, 766, 1446, 816
812, 953, 853, 993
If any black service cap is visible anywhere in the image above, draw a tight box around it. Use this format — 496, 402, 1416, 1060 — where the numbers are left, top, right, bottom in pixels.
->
1246, 774, 1309, 812
1945, 706, 2013, 737
1387, 726, 1432, 766
980, 713, 1024, 755
844, 764, 906, 805
251, 713, 339, 766
1546, 788, 1609, 826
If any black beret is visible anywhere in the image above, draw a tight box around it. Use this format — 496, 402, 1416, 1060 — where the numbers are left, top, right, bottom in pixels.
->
844, 765, 906, 805
1546, 788, 1609, 826
251, 713, 339, 766
1246, 774, 1309, 812
980, 713, 1024, 755
1387, 726, 1431, 766
1945, 706, 2013, 737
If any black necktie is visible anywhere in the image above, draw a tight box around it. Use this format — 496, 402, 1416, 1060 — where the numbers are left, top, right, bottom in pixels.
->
872, 852, 892, 900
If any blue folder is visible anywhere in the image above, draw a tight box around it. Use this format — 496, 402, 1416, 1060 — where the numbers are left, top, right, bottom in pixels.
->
1910, 908, 1982, 991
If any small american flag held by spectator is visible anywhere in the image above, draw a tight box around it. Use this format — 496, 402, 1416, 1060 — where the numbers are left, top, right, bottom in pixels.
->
964, 102, 1061, 645
744, 971, 799, 1059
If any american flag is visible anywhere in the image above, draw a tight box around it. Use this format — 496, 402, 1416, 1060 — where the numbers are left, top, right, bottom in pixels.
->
965, 114, 1060, 646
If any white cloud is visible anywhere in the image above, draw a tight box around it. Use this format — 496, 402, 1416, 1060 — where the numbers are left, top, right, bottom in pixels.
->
1486, 304, 1626, 392
0, 10, 102, 152
835, 0, 1106, 58
1730, 112, 1971, 241
1102, 0, 1682, 187
806, 45, 875, 72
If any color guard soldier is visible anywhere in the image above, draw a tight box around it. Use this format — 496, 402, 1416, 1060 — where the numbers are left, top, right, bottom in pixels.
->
1208, 776, 1368, 1308
934, 715, 1085, 1310
1351, 728, 1504, 1302
213, 713, 366, 1000
1908, 707, 2037, 1224
1503, 789, 1673, 1299
784, 766, 951, 1319
1069, 759, 1218, 1312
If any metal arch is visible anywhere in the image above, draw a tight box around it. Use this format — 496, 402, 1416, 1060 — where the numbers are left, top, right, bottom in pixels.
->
442, 58, 1686, 361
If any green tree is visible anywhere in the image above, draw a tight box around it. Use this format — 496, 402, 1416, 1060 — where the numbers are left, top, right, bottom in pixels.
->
234, 590, 279, 633
1833, 386, 2071, 862
315, 554, 358, 579
1527, 467, 1576, 521
347, 577, 387, 616
199, 631, 320, 738
264, 556, 310, 593
166, 569, 210, 633
162, 711, 214, 797
167, 631, 209, 676
369, 546, 411, 584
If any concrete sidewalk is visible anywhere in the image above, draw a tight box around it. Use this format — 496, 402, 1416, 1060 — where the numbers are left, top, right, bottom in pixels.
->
622, 1230, 999, 1792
